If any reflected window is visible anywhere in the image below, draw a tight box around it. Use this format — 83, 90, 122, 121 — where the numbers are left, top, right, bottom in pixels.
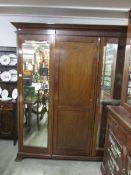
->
97, 43, 118, 148
126, 50, 131, 105
101, 44, 118, 98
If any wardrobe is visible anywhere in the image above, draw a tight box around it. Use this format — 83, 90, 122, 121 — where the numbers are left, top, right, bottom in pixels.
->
12, 23, 127, 160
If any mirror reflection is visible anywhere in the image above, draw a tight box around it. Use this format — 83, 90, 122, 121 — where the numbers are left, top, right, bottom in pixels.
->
96, 43, 118, 148
126, 51, 131, 105
22, 41, 49, 147
101, 43, 118, 96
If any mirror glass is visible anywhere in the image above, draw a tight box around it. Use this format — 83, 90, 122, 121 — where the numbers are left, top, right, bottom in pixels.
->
22, 41, 49, 147
96, 43, 118, 148
126, 50, 131, 105
101, 43, 117, 96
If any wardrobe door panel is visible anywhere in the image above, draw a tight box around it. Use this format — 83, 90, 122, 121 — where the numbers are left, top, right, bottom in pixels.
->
53, 36, 99, 156
54, 110, 92, 155
17, 32, 55, 156
58, 41, 97, 106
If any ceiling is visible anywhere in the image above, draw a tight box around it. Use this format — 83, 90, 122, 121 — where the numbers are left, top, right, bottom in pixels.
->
0, 0, 130, 10
0, 0, 130, 18
0, 0, 130, 26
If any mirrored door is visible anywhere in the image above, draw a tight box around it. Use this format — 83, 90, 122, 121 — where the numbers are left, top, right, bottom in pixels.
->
96, 38, 119, 149
16, 30, 55, 156
22, 41, 49, 147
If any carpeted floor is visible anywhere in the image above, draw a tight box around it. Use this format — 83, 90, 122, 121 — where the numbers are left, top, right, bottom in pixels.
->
0, 140, 102, 175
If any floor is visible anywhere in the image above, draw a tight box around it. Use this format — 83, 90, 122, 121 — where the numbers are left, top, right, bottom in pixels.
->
0, 140, 102, 175
23, 113, 48, 147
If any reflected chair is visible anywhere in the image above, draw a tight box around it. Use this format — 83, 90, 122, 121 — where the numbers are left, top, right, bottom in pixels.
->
31, 89, 47, 130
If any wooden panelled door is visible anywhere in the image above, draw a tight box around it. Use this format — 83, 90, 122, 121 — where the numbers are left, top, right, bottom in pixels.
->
53, 34, 99, 157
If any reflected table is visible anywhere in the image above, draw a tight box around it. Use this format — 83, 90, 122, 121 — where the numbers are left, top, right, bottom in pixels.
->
24, 96, 37, 132
98, 99, 121, 147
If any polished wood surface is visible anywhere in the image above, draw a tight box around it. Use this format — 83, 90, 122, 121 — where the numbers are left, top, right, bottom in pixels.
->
101, 105, 131, 175
53, 35, 99, 156
0, 103, 13, 135
0, 101, 17, 145
12, 22, 127, 160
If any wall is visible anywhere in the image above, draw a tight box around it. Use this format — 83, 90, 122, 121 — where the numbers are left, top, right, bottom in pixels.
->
0, 14, 128, 47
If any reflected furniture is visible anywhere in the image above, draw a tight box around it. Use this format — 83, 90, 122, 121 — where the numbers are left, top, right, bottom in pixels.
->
101, 10, 131, 175
95, 35, 127, 157
24, 97, 37, 132
24, 89, 47, 131
0, 47, 17, 145
31, 89, 48, 130
98, 99, 120, 148
12, 22, 127, 160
